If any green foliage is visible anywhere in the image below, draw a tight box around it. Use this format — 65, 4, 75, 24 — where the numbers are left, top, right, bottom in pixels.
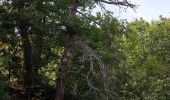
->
0, 0, 170, 99
0, 57, 10, 100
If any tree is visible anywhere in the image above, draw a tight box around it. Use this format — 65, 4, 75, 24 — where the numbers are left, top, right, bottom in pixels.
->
54, 0, 136, 100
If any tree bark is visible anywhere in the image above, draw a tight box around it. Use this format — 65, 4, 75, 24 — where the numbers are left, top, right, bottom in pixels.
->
55, 32, 73, 100
20, 29, 32, 98
55, 0, 78, 100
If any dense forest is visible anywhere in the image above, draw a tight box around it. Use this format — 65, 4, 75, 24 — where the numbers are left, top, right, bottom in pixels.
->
0, 0, 169, 100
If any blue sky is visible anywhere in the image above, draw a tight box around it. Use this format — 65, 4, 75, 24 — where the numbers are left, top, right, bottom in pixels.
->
93, 0, 170, 21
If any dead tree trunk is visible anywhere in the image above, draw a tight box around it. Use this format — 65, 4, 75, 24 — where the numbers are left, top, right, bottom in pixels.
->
55, 0, 78, 100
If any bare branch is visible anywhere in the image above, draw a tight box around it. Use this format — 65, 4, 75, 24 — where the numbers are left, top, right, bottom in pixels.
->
74, 36, 107, 79
100, 0, 136, 8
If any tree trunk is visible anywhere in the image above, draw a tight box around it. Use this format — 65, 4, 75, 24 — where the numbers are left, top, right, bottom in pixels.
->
55, 0, 78, 100
32, 46, 40, 80
20, 29, 32, 98
55, 33, 73, 100
15, 0, 32, 98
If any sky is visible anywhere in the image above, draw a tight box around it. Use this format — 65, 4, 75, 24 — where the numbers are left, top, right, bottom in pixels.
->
93, 0, 170, 22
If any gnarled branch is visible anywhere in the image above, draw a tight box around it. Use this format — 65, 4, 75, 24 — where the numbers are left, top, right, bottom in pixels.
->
100, 0, 136, 8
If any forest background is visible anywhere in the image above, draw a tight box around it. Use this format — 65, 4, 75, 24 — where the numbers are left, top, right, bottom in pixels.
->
0, 0, 169, 100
